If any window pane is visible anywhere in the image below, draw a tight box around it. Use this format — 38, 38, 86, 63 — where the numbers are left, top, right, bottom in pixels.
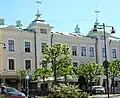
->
72, 46, 77, 56
73, 62, 78, 67
40, 29, 47, 34
89, 47, 94, 57
112, 49, 116, 58
25, 60, 31, 70
102, 48, 105, 57
8, 40, 14, 51
81, 46, 86, 56
41, 43, 47, 52
9, 59, 15, 70
25, 42, 30, 52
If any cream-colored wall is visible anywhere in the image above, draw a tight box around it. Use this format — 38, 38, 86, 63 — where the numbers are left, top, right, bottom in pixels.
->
0, 30, 4, 73
0, 25, 120, 76
1, 28, 35, 75
52, 34, 96, 65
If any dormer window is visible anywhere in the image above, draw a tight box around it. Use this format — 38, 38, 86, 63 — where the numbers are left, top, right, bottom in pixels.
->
40, 29, 47, 34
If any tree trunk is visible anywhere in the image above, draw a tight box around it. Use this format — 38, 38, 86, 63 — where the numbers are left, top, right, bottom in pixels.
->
64, 74, 67, 84
43, 77, 46, 96
112, 76, 115, 94
90, 79, 92, 93
43, 77, 45, 91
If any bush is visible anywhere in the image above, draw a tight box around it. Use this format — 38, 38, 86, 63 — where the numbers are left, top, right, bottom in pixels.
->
45, 83, 89, 98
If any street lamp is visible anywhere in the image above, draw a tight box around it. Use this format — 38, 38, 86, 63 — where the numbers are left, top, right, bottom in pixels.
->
0, 43, 6, 49
50, 32, 57, 84
25, 72, 30, 98
93, 23, 115, 98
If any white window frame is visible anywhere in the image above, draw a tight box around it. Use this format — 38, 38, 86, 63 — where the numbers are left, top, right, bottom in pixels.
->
89, 46, 94, 57
72, 45, 77, 56
8, 57, 16, 71
41, 42, 47, 53
73, 62, 78, 67
24, 40, 32, 52
7, 38, 15, 51
112, 48, 117, 58
24, 59, 32, 70
80, 45, 87, 56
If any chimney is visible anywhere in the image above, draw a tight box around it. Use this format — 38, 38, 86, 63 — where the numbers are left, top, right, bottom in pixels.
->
16, 20, 22, 27
0, 17, 4, 25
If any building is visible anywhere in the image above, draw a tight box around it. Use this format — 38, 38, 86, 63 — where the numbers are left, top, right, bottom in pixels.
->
0, 10, 120, 89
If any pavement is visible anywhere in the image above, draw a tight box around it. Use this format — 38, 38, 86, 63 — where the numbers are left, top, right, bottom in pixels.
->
90, 94, 120, 98
25, 94, 120, 98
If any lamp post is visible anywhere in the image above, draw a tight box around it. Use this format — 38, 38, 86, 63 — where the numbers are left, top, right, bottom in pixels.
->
93, 23, 115, 98
50, 32, 57, 84
0, 43, 6, 49
25, 72, 30, 98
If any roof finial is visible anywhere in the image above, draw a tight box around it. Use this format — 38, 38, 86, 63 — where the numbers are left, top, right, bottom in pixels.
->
36, 1, 42, 18
94, 7, 100, 25
74, 24, 80, 33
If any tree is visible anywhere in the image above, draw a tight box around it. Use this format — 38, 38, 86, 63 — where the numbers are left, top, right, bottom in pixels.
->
77, 62, 103, 91
108, 59, 120, 93
45, 83, 89, 98
16, 69, 34, 88
34, 60, 53, 91
42, 44, 73, 84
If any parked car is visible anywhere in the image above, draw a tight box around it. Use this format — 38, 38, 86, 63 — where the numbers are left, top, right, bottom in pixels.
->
91, 86, 105, 94
1, 87, 25, 96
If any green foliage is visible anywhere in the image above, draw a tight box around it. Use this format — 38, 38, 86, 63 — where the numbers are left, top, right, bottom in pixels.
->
45, 83, 89, 98
34, 67, 52, 81
16, 69, 35, 81
77, 62, 103, 81
42, 44, 73, 81
108, 59, 120, 78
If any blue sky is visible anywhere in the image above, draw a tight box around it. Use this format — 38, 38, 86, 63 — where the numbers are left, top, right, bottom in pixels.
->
0, 0, 120, 36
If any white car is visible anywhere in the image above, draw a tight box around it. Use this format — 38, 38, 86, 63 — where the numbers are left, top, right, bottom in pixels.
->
91, 86, 105, 94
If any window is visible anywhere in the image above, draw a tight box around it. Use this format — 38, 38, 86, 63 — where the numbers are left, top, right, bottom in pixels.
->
81, 46, 86, 56
40, 29, 47, 34
72, 46, 77, 56
25, 60, 31, 70
8, 40, 14, 51
9, 59, 15, 70
89, 47, 94, 57
102, 48, 105, 57
25, 42, 30, 52
112, 49, 116, 58
101, 35, 104, 40
41, 43, 47, 52
73, 62, 78, 67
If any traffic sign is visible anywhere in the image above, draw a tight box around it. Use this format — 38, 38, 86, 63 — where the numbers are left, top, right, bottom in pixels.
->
26, 73, 30, 80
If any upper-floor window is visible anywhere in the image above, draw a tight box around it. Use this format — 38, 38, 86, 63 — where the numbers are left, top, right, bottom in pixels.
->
40, 29, 47, 34
81, 46, 86, 56
25, 42, 30, 52
72, 46, 77, 56
73, 62, 78, 67
25, 60, 31, 70
41, 43, 47, 52
112, 49, 117, 58
9, 59, 15, 70
89, 47, 94, 57
8, 40, 14, 51
102, 48, 105, 57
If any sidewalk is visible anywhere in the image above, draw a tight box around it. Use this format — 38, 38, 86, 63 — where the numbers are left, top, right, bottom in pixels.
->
90, 94, 120, 98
